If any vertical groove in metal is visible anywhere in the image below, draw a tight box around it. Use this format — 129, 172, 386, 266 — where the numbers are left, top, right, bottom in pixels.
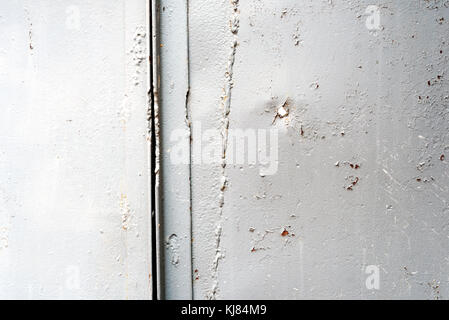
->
146, 0, 153, 300
158, 0, 192, 299
148, 0, 161, 300
186, 0, 193, 300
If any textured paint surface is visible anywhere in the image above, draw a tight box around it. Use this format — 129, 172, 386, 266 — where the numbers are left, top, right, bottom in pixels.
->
187, 0, 449, 299
1, 0, 449, 300
0, 1, 151, 299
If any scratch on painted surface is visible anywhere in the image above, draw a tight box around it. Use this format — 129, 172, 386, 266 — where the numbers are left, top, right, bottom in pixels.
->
185, 88, 191, 129
120, 193, 132, 231
249, 226, 296, 253
130, 27, 146, 86
208, 0, 240, 300
24, 8, 34, 51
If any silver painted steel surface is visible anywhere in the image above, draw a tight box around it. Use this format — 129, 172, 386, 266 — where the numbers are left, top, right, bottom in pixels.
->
185, 0, 449, 299
0, 0, 152, 299
1, 0, 448, 300
158, 0, 193, 300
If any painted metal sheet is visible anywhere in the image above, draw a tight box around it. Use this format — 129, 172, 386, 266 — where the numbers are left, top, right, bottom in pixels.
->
158, 0, 192, 299
0, 0, 152, 299
1, 0, 449, 301
186, 0, 449, 299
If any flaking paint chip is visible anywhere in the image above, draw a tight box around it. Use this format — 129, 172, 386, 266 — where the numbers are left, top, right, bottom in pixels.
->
277, 105, 289, 118
281, 228, 289, 237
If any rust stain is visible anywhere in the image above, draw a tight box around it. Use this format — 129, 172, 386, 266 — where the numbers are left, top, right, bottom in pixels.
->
346, 176, 359, 191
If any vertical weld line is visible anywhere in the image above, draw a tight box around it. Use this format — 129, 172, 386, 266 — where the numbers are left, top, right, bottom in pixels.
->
207, 0, 239, 300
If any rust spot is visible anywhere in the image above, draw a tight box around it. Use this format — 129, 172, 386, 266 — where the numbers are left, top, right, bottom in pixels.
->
346, 176, 359, 190
416, 178, 422, 182
251, 247, 257, 252
300, 126, 304, 136
194, 269, 198, 273
348, 162, 361, 169
440, 154, 445, 161
281, 229, 289, 237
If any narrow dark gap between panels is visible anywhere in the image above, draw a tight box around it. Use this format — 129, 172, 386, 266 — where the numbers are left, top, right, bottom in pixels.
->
149, 0, 158, 301
186, 0, 194, 301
